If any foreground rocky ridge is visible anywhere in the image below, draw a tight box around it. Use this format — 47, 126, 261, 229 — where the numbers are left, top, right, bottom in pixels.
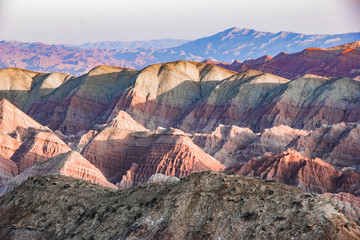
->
0, 173, 359, 240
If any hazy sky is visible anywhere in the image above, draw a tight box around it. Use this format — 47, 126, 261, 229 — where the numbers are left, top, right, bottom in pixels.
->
0, 0, 359, 44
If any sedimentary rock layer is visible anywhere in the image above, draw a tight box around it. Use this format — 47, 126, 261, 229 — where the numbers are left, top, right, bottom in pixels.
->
82, 127, 224, 186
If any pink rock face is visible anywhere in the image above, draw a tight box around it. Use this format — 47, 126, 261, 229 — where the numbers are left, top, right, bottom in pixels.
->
82, 127, 225, 186
106, 110, 148, 131
232, 149, 360, 195
0, 99, 72, 173
256, 45, 360, 79
0, 99, 45, 134
0, 151, 117, 195
11, 130, 72, 173
320, 192, 360, 223
0, 156, 18, 186
0, 133, 21, 159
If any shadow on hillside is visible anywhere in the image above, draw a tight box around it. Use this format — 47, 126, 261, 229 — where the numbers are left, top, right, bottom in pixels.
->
2, 70, 360, 138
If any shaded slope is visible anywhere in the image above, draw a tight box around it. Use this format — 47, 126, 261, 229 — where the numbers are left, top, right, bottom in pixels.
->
29, 65, 139, 134
0, 68, 72, 112
180, 74, 360, 132
178, 70, 290, 132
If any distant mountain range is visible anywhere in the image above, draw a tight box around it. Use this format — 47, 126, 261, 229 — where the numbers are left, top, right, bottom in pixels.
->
207, 40, 360, 80
1, 27, 360, 75
78, 38, 190, 50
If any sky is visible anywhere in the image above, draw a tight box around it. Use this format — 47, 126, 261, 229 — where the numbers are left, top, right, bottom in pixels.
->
0, 0, 359, 44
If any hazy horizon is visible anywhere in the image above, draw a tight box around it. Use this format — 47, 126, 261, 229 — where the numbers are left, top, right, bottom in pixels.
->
0, 0, 359, 45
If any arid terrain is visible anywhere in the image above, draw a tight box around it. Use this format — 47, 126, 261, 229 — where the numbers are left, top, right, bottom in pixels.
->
0, 34, 360, 239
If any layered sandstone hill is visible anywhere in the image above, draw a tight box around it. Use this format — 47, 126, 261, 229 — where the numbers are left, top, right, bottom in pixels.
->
217, 41, 360, 80
81, 126, 224, 187
178, 70, 289, 132
295, 122, 360, 167
94, 61, 236, 130
0, 151, 116, 195
3, 61, 360, 136
228, 149, 360, 196
180, 74, 360, 132
0, 173, 359, 239
26, 61, 235, 134
2, 63, 360, 171
192, 124, 310, 166
28, 65, 139, 134
0, 99, 46, 133
0, 68, 72, 112
0, 99, 71, 173
192, 123, 360, 169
